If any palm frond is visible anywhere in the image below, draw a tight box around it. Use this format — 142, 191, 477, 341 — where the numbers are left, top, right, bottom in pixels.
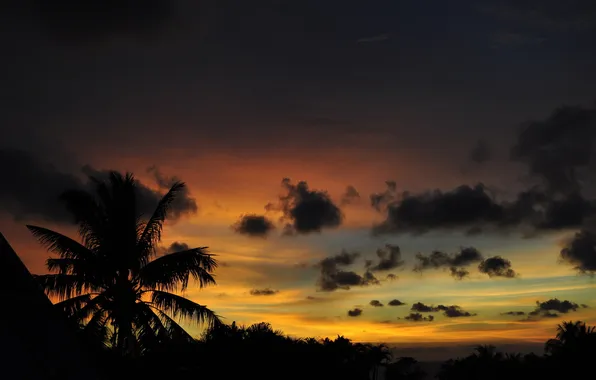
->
73, 292, 109, 322
139, 247, 217, 292
47, 258, 78, 274
134, 305, 160, 352
26, 226, 94, 260
153, 308, 196, 342
35, 274, 99, 300
150, 290, 220, 327
84, 309, 111, 348
54, 294, 93, 318
137, 182, 186, 260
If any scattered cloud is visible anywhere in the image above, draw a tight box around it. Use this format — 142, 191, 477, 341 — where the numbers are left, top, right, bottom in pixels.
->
411, 302, 437, 313
156, 241, 191, 257
388, 299, 406, 306
404, 313, 434, 322
167, 241, 189, 252
414, 247, 484, 279
370, 300, 384, 307
348, 308, 363, 317
370, 181, 397, 211
366, 244, 405, 272
316, 251, 379, 292
145, 166, 199, 219
233, 214, 275, 238
340, 185, 361, 205
249, 288, 279, 296
535, 298, 580, 314
478, 256, 518, 278
525, 298, 581, 320
501, 311, 526, 316
410, 303, 475, 317
267, 178, 343, 235
449, 267, 470, 280
440, 305, 476, 318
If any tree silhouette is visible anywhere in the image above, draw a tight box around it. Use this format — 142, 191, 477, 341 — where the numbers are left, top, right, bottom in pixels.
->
27, 172, 219, 357
544, 320, 596, 375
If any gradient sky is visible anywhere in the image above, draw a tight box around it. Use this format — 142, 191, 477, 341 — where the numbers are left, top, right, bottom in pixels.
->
2, 1, 596, 360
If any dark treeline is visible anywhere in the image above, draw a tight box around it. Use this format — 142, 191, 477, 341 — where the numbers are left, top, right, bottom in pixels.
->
80, 319, 595, 380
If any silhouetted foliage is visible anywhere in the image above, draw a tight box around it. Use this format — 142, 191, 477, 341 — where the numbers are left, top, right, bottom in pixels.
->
437, 322, 596, 379
28, 172, 219, 357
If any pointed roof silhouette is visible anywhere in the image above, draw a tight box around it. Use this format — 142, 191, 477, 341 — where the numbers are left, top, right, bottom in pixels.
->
0, 232, 103, 380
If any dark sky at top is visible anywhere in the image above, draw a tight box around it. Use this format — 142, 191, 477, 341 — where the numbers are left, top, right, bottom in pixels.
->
2, 0, 595, 165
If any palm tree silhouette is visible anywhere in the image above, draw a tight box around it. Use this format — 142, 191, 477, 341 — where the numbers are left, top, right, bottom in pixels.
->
27, 172, 220, 356
545, 320, 596, 356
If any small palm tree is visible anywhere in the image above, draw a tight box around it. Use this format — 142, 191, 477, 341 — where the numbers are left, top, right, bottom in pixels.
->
27, 172, 220, 356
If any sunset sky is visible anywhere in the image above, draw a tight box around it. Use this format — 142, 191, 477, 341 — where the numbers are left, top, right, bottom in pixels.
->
2, 1, 596, 360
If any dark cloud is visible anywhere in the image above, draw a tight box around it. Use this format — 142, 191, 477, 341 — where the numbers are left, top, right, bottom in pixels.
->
29, 0, 173, 43
388, 299, 406, 306
414, 247, 484, 279
367, 244, 405, 272
410, 303, 475, 317
478, 256, 518, 278
404, 313, 434, 322
449, 267, 470, 280
372, 184, 508, 235
0, 149, 84, 222
0, 150, 197, 223
536, 298, 579, 314
439, 305, 476, 318
249, 288, 279, 296
560, 230, 596, 273
156, 241, 190, 257
267, 178, 343, 235
469, 139, 492, 164
525, 298, 581, 320
145, 166, 199, 219
316, 251, 379, 292
340, 185, 361, 205
410, 302, 437, 313
347, 308, 363, 317
167, 241, 189, 253
511, 105, 596, 195
370, 181, 397, 211
232, 214, 275, 238
372, 105, 596, 237
372, 183, 596, 236
501, 311, 526, 316
369, 300, 384, 307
